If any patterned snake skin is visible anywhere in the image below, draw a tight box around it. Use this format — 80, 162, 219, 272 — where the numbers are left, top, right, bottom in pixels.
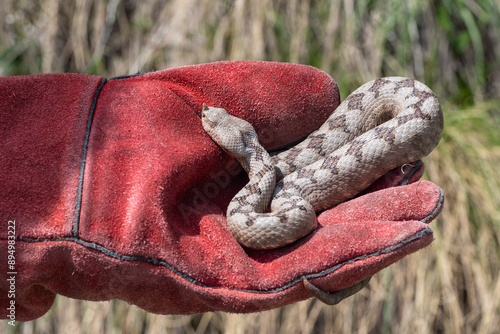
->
201, 77, 443, 250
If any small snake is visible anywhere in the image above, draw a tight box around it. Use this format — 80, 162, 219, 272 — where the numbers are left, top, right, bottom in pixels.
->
201, 77, 443, 250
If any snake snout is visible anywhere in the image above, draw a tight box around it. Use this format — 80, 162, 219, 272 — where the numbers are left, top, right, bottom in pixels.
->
198, 103, 212, 118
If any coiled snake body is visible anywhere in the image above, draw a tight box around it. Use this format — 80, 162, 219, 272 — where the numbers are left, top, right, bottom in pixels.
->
201, 77, 443, 250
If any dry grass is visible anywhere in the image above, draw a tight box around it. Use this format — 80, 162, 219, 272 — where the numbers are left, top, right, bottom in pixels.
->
1, 0, 500, 333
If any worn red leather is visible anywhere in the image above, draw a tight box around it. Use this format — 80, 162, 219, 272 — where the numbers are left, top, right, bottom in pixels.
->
0, 61, 443, 321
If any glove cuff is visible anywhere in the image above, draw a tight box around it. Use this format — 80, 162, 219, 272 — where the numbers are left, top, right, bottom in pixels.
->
0, 73, 105, 320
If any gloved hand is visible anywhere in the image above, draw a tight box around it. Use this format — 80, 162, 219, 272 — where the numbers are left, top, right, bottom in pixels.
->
0, 61, 443, 321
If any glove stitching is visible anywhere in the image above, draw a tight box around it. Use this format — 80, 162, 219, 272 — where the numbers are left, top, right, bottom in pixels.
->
18, 228, 432, 294
72, 77, 107, 238
108, 72, 146, 81
72, 71, 156, 238
421, 185, 445, 224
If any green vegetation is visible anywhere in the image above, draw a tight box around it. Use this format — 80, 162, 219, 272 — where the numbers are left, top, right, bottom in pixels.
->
1, 0, 499, 333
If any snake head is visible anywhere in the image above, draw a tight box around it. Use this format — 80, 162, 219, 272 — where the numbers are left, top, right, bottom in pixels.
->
201, 104, 258, 169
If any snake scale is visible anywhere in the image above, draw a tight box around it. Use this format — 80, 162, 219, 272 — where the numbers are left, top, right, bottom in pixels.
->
201, 77, 443, 250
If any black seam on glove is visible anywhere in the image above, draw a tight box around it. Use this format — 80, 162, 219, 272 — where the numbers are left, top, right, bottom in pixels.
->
72, 77, 107, 238
17, 228, 432, 294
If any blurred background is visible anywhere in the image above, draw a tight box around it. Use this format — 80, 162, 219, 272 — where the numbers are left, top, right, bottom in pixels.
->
1, 0, 499, 333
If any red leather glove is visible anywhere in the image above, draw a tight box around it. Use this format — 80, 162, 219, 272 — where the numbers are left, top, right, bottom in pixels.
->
0, 61, 443, 321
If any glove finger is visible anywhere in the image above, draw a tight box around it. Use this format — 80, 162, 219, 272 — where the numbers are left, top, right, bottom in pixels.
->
147, 61, 341, 150
318, 180, 444, 226
360, 159, 426, 195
